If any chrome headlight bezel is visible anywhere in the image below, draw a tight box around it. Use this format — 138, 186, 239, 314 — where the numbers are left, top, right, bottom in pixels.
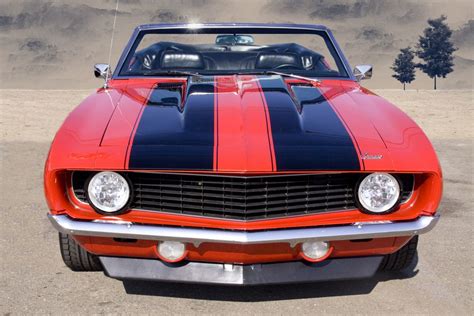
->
355, 172, 402, 214
86, 171, 132, 215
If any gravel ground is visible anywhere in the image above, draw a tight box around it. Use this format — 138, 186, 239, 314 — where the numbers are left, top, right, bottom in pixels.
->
0, 89, 472, 314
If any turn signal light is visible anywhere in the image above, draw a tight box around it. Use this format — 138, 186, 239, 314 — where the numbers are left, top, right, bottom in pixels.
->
300, 241, 333, 262
157, 241, 187, 263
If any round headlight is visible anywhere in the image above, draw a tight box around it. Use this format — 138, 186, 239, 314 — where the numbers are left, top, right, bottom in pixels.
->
87, 171, 130, 214
357, 173, 400, 213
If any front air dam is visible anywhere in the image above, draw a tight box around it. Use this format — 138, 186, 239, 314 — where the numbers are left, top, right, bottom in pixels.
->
99, 256, 384, 285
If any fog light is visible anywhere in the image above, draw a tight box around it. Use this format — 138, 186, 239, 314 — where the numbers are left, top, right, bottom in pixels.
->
300, 241, 332, 262
157, 241, 187, 262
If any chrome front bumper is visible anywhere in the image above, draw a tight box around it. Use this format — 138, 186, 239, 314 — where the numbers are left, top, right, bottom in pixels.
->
48, 214, 439, 246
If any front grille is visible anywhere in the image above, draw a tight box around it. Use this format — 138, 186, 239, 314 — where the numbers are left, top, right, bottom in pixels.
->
72, 172, 414, 221
131, 173, 358, 220
71, 171, 89, 202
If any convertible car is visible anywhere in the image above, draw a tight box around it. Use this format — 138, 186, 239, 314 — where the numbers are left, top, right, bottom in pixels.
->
45, 23, 442, 285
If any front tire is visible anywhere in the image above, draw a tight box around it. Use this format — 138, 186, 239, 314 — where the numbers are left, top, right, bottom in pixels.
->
58, 233, 102, 271
379, 235, 418, 272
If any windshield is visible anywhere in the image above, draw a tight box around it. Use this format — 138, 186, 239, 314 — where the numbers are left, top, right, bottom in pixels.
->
118, 27, 349, 78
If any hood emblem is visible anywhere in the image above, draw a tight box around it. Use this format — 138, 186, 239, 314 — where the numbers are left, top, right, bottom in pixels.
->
361, 153, 383, 160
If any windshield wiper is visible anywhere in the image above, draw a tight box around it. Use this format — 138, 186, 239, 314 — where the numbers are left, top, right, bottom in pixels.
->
133, 70, 320, 83
262, 70, 321, 84
141, 70, 203, 77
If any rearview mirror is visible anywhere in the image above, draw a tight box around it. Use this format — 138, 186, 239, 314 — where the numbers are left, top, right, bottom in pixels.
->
353, 65, 372, 81
215, 34, 255, 45
94, 63, 111, 80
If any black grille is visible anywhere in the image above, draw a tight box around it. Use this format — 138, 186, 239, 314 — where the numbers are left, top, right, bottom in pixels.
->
72, 172, 414, 220
71, 171, 89, 202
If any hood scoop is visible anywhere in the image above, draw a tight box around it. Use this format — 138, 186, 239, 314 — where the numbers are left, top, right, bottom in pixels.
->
287, 83, 326, 113
148, 83, 185, 110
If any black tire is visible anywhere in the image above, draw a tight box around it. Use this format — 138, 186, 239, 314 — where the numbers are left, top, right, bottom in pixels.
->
379, 235, 418, 272
58, 233, 102, 271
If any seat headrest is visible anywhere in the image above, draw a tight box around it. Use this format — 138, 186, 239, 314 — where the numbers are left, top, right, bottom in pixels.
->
255, 53, 302, 69
161, 52, 205, 69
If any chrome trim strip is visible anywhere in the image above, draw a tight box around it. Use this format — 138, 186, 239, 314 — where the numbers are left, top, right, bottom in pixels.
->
48, 214, 439, 246
325, 29, 354, 80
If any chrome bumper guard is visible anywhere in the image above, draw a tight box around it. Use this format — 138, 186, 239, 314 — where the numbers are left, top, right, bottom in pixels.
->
48, 214, 439, 246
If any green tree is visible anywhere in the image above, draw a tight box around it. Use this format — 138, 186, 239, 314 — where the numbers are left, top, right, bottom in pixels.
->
391, 47, 416, 90
416, 15, 457, 89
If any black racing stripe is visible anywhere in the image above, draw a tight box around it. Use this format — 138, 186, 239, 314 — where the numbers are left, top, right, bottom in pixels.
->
129, 78, 215, 170
258, 76, 360, 171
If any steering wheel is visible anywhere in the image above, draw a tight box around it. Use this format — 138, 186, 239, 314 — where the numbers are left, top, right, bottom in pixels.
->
273, 64, 302, 70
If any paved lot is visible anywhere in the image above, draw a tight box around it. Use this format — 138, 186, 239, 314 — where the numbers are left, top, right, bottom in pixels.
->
0, 89, 472, 314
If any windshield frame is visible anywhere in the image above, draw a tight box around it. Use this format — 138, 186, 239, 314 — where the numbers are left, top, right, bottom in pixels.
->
112, 23, 355, 81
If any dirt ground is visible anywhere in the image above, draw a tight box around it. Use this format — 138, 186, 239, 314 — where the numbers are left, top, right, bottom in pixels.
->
0, 89, 472, 314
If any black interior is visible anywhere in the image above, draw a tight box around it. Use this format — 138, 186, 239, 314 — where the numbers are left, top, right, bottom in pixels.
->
125, 41, 339, 75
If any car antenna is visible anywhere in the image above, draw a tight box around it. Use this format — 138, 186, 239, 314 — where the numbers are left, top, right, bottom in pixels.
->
104, 0, 120, 89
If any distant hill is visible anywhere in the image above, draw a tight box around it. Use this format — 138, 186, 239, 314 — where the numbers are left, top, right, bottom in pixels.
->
0, 0, 471, 89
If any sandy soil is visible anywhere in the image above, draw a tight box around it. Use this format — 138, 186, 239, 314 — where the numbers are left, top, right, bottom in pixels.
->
0, 89, 473, 314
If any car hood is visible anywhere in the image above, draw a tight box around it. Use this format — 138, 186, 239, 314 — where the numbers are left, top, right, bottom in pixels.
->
49, 76, 439, 174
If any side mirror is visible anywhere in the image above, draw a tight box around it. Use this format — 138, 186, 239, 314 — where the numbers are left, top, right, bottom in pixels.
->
94, 63, 111, 80
353, 65, 372, 81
